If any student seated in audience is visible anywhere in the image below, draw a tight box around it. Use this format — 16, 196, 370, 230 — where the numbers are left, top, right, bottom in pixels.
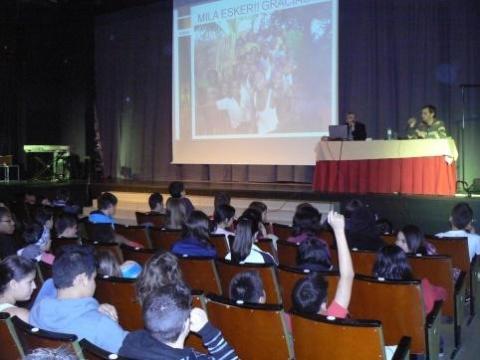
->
165, 197, 187, 230
241, 208, 268, 240
372, 245, 447, 314
225, 215, 276, 265
96, 250, 142, 279
292, 211, 353, 318
52, 189, 80, 215
30, 245, 128, 353
0, 255, 37, 322
214, 192, 231, 212
295, 202, 315, 212
0, 207, 18, 259
55, 214, 79, 238
24, 191, 37, 206
436, 202, 480, 261
88, 192, 143, 248
136, 250, 184, 305
345, 205, 385, 251
171, 211, 217, 258
119, 283, 238, 360
297, 237, 332, 272
23, 347, 77, 360
18, 223, 55, 265
212, 204, 235, 240
148, 192, 165, 214
376, 218, 394, 235
287, 206, 325, 245
396, 225, 437, 255
229, 270, 266, 304
168, 181, 194, 216
248, 201, 276, 238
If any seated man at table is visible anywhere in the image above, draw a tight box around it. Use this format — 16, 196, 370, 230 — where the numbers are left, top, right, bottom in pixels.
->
407, 105, 447, 139
345, 112, 367, 141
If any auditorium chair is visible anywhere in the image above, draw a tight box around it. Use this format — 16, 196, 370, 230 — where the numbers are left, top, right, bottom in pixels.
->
94, 275, 142, 331
86, 241, 124, 264
290, 312, 411, 360
350, 249, 377, 276
178, 255, 222, 294
277, 265, 339, 312
318, 230, 335, 247
11, 316, 82, 357
215, 259, 282, 304
135, 211, 167, 228
79, 339, 125, 360
349, 275, 442, 357
272, 223, 293, 241
84, 222, 112, 242
206, 294, 293, 360
428, 236, 477, 315
0, 313, 23, 360
121, 245, 155, 266
408, 254, 467, 349
150, 227, 182, 251
114, 224, 151, 248
381, 233, 398, 245
50, 237, 82, 255
185, 290, 208, 352
209, 234, 230, 258
256, 238, 277, 261
277, 240, 299, 267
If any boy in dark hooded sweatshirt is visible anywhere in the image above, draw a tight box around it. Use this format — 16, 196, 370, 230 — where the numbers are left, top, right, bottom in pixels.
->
119, 283, 238, 360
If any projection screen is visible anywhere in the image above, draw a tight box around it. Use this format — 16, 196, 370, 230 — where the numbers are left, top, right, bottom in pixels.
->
172, 0, 338, 165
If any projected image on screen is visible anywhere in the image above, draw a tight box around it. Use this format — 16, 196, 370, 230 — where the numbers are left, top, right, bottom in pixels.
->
173, 0, 337, 165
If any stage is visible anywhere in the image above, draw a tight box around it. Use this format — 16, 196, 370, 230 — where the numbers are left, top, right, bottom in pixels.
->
0, 179, 479, 235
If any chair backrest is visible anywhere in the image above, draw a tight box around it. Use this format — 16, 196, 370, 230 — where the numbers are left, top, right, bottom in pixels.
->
11, 316, 80, 356
0, 313, 23, 360
428, 237, 470, 273
150, 228, 182, 251
277, 265, 339, 312
256, 238, 277, 261
185, 290, 207, 353
381, 234, 398, 245
121, 245, 155, 266
408, 254, 455, 317
86, 241, 124, 264
291, 312, 389, 360
135, 211, 167, 228
178, 255, 222, 294
351, 249, 377, 276
50, 237, 82, 255
319, 230, 335, 247
114, 224, 151, 248
215, 259, 282, 304
94, 276, 142, 331
206, 294, 293, 360
209, 234, 229, 258
277, 240, 299, 267
272, 223, 293, 241
349, 276, 427, 354
79, 339, 125, 360
85, 222, 112, 242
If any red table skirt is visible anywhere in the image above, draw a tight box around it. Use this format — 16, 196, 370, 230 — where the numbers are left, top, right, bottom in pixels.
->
313, 156, 457, 196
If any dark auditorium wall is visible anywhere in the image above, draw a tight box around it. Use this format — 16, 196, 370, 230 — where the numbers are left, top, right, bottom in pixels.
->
95, 0, 480, 184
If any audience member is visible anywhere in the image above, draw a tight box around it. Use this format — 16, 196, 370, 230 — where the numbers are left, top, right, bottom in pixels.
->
148, 192, 165, 214
165, 197, 187, 230
96, 250, 142, 279
171, 211, 216, 258
248, 201, 276, 238
23, 347, 77, 360
30, 245, 128, 353
297, 236, 332, 272
345, 206, 385, 251
372, 245, 447, 314
212, 204, 235, 240
287, 206, 323, 244
136, 250, 184, 305
214, 192, 231, 212
436, 202, 480, 261
168, 181, 194, 216
241, 208, 268, 240
226, 216, 276, 264
55, 214, 78, 239
376, 218, 394, 235
119, 284, 237, 360
292, 211, 353, 318
0, 207, 17, 259
52, 189, 80, 215
229, 270, 266, 304
0, 255, 36, 322
18, 223, 55, 265
24, 191, 37, 206
396, 225, 437, 255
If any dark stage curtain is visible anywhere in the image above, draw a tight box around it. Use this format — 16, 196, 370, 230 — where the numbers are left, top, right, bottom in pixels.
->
95, 0, 480, 184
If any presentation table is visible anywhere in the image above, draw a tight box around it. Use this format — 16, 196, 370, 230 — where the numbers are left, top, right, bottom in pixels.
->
313, 139, 458, 196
